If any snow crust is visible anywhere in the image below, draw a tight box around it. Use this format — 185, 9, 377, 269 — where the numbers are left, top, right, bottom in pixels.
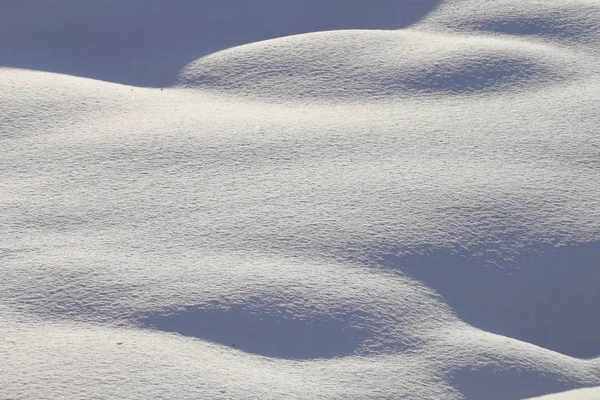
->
1, 1, 600, 399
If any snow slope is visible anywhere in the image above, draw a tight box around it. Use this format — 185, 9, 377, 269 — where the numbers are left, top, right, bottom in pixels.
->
1, 1, 600, 399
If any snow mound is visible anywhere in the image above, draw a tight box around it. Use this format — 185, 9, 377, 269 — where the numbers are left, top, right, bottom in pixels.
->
179, 29, 576, 101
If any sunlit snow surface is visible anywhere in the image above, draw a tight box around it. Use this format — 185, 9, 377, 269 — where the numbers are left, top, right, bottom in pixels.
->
1, 1, 600, 399
526, 387, 600, 400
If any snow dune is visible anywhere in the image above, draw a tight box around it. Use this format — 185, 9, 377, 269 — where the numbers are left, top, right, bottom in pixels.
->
1, 1, 600, 399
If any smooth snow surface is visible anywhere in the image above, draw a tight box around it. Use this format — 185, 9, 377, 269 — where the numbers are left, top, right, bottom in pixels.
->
1, 1, 600, 399
525, 386, 600, 400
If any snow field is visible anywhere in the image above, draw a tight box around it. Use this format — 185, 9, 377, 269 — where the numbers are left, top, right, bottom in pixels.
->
1, 0, 600, 399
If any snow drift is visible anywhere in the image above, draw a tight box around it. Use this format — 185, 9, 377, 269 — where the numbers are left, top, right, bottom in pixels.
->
1, 0, 599, 399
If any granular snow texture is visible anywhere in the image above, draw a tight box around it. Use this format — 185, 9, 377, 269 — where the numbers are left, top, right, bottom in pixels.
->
1, 1, 599, 399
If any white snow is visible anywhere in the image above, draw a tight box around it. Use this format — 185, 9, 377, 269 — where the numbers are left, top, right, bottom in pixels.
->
525, 387, 600, 400
1, 1, 599, 399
